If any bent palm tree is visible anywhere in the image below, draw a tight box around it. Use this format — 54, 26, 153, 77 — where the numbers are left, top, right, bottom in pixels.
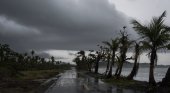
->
115, 30, 133, 78
77, 50, 87, 69
103, 48, 111, 76
127, 42, 142, 80
131, 11, 170, 86
94, 45, 105, 74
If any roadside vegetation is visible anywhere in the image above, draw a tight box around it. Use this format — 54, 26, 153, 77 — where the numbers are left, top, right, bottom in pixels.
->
0, 43, 71, 93
73, 11, 170, 92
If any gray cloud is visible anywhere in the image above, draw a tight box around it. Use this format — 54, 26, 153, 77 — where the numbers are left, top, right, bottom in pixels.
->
0, 0, 134, 52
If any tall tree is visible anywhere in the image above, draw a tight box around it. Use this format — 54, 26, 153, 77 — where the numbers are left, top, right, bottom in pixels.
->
131, 11, 170, 86
51, 56, 55, 62
103, 48, 111, 76
78, 50, 86, 61
87, 50, 95, 72
76, 50, 87, 70
94, 51, 101, 74
31, 50, 35, 58
94, 46, 104, 74
115, 29, 133, 78
127, 42, 142, 80
103, 38, 119, 78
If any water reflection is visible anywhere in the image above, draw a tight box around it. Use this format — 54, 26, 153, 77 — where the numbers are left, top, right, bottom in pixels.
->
117, 88, 123, 93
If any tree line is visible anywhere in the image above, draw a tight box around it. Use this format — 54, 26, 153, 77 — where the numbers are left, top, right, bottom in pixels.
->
0, 43, 70, 79
73, 11, 170, 87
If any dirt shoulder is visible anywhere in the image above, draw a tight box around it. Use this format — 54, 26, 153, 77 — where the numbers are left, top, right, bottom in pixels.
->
0, 69, 62, 93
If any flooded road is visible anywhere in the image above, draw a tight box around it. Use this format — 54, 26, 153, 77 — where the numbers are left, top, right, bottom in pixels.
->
45, 68, 145, 93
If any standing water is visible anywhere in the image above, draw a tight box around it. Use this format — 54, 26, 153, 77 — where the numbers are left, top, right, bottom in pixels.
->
45, 67, 145, 93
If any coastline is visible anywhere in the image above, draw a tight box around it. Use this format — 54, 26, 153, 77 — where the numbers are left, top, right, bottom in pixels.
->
86, 72, 149, 93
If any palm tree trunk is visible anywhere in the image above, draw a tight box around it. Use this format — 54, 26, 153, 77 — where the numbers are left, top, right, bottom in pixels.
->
95, 54, 100, 74
117, 63, 123, 77
127, 44, 140, 80
127, 60, 139, 80
105, 56, 110, 75
117, 45, 128, 78
117, 53, 126, 78
114, 56, 120, 77
149, 49, 156, 86
114, 67, 119, 76
107, 65, 113, 78
107, 52, 115, 78
87, 60, 91, 72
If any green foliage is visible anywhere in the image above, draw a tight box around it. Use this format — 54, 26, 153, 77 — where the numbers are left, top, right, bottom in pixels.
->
19, 70, 60, 80
72, 11, 170, 87
131, 11, 170, 86
103, 38, 119, 77
0, 43, 71, 79
73, 50, 89, 70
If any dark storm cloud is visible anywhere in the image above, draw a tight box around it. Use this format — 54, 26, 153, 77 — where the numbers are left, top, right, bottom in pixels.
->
0, 0, 135, 51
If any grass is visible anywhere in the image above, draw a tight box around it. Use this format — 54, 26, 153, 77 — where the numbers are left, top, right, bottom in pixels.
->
86, 72, 148, 91
19, 69, 62, 80
0, 69, 65, 93
103, 77, 148, 90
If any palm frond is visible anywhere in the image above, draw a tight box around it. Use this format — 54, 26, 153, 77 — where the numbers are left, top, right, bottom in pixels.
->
102, 41, 112, 48
131, 20, 150, 39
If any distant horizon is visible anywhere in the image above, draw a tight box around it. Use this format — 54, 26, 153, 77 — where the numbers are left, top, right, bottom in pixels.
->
44, 50, 170, 65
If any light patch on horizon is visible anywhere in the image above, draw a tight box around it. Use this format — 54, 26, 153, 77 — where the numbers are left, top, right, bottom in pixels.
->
44, 50, 170, 65
44, 50, 78, 64
127, 52, 170, 65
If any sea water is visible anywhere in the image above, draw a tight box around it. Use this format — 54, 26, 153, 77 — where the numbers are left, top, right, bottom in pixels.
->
99, 67, 168, 82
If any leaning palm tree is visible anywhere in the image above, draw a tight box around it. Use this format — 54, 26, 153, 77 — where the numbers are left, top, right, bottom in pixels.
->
127, 42, 142, 80
131, 11, 170, 86
115, 30, 133, 78
87, 50, 95, 72
51, 56, 55, 64
78, 50, 86, 61
103, 38, 119, 78
94, 45, 105, 74
103, 48, 111, 76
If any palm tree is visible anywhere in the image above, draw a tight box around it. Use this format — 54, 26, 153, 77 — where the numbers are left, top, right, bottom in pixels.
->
87, 50, 95, 72
103, 38, 119, 78
94, 45, 105, 74
78, 50, 86, 61
73, 56, 81, 68
41, 58, 45, 63
127, 42, 142, 80
94, 51, 101, 74
2, 44, 10, 62
115, 29, 133, 78
51, 56, 55, 64
31, 50, 35, 58
103, 48, 111, 76
76, 50, 88, 70
131, 11, 170, 86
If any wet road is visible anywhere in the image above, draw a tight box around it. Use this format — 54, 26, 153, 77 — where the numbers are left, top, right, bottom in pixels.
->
45, 68, 145, 93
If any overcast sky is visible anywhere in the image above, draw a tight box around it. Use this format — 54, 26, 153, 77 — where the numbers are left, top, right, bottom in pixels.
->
0, 0, 170, 52
1, 0, 170, 64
